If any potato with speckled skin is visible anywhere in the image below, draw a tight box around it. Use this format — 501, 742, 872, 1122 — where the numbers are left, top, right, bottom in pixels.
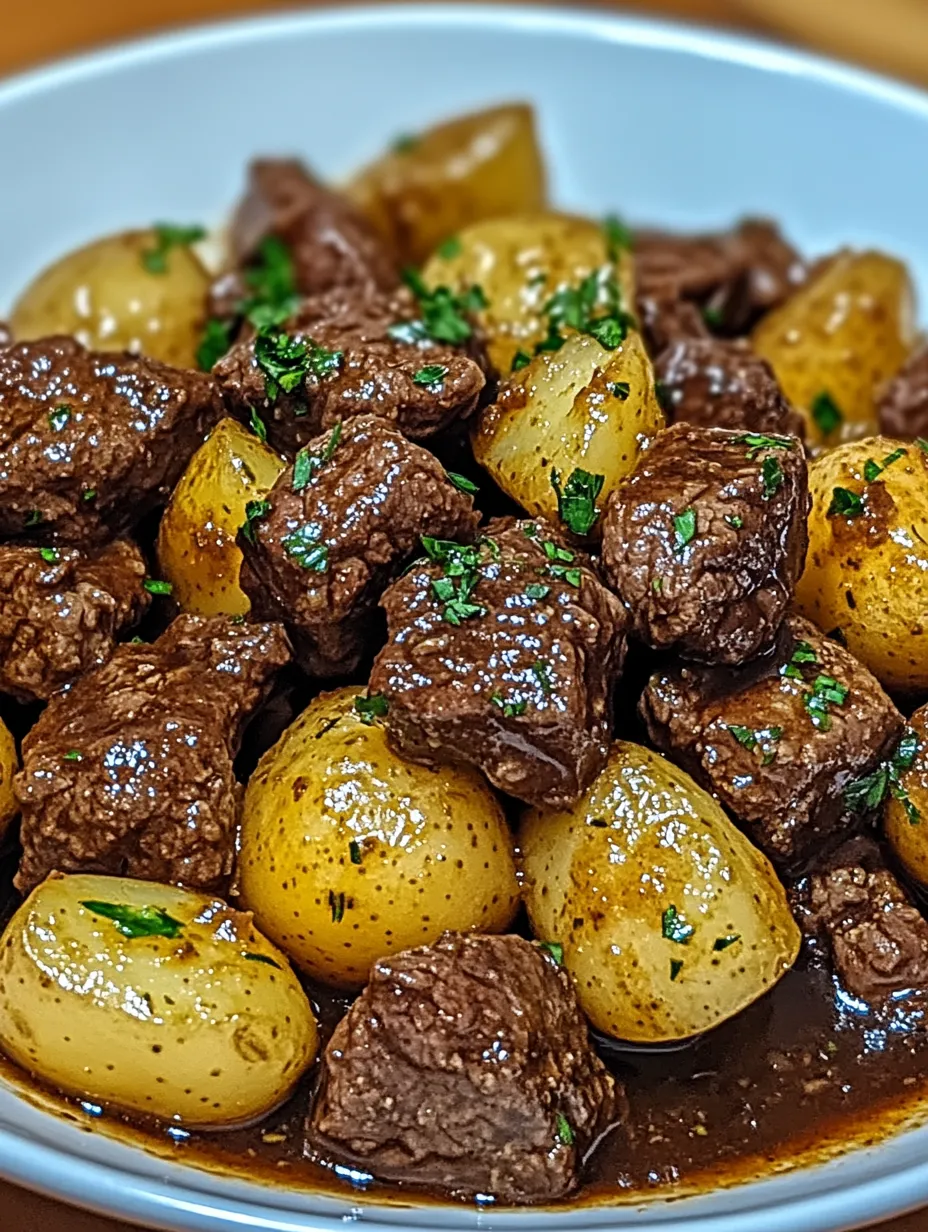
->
239, 687, 520, 989
0, 873, 316, 1126
886, 710, 928, 884
752, 251, 915, 450
10, 229, 212, 370
0, 717, 17, 843
347, 103, 546, 267
795, 436, 928, 692
422, 213, 635, 376
472, 331, 663, 535
519, 742, 799, 1043
156, 418, 286, 617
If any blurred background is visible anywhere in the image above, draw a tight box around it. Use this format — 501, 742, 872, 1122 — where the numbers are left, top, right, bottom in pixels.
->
5, 0, 928, 83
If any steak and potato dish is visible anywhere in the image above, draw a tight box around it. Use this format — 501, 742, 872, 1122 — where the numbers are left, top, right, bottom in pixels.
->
1, 100, 928, 1209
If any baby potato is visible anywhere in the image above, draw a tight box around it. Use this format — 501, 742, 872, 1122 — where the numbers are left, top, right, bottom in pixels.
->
885, 710, 928, 884
0, 716, 18, 843
156, 418, 286, 617
472, 331, 663, 534
0, 873, 317, 1126
239, 687, 520, 989
347, 103, 547, 266
519, 741, 799, 1043
11, 228, 212, 369
795, 436, 928, 692
422, 213, 635, 375
752, 250, 915, 450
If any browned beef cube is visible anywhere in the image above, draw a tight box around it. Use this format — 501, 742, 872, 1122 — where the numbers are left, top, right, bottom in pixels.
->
0, 538, 149, 702
231, 159, 399, 296
370, 517, 626, 807
238, 415, 479, 677
306, 932, 623, 1204
641, 616, 904, 872
214, 285, 488, 457
879, 341, 928, 439
14, 615, 290, 895
802, 837, 928, 1006
655, 335, 805, 439
601, 423, 808, 665
0, 337, 222, 543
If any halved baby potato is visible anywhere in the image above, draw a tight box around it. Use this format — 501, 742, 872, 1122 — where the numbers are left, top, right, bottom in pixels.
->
885, 709, 928, 885
347, 102, 547, 266
0, 873, 317, 1126
11, 227, 212, 369
156, 417, 286, 617
239, 687, 520, 990
519, 741, 800, 1043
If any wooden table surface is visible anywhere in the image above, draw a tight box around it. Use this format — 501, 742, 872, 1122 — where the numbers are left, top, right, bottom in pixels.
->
1, 0, 928, 1229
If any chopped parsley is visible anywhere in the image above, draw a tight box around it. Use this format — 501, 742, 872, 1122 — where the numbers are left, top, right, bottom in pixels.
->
662, 904, 694, 945
540, 941, 564, 964
603, 214, 632, 259
24, 510, 43, 528
82, 489, 97, 502
240, 236, 300, 324
725, 514, 744, 530
727, 724, 783, 761
761, 456, 784, 501
421, 536, 487, 625
63, 749, 83, 761
436, 235, 462, 260
525, 583, 550, 600
491, 693, 527, 718
248, 406, 268, 443
392, 133, 418, 154
555, 1112, 575, 1147
143, 578, 172, 596
48, 405, 71, 432
141, 223, 206, 275
828, 487, 864, 519
713, 934, 741, 952
811, 391, 843, 438
845, 729, 922, 824
673, 508, 697, 551
511, 350, 532, 373
292, 422, 342, 492
397, 268, 487, 345
611, 381, 630, 401
550, 467, 605, 536
446, 470, 478, 495
354, 693, 389, 724
652, 577, 664, 594
39, 547, 60, 564
734, 432, 793, 458
803, 674, 849, 732
918, 438, 928, 456
80, 901, 184, 939
196, 318, 233, 372
702, 304, 724, 329
531, 659, 553, 696
240, 498, 271, 544
537, 536, 582, 587
538, 270, 634, 357
548, 564, 582, 588
244, 952, 282, 969
670, 959, 684, 982
328, 890, 347, 924
413, 364, 449, 392
863, 447, 907, 483
282, 524, 328, 573
349, 840, 363, 865
254, 330, 343, 402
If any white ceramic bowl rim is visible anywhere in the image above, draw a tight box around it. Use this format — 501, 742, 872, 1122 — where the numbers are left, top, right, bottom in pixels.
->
3, 6, 928, 1231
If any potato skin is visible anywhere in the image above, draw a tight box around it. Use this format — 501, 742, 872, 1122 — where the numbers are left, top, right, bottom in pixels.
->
0, 717, 17, 843
347, 103, 546, 266
0, 874, 317, 1126
156, 418, 286, 617
886, 709, 928, 884
795, 436, 928, 692
519, 742, 799, 1043
752, 251, 914, 450
11, 229, 211, 370
239, 687, 520, 989
473, 331, 663, 534
422, 213, 635, 376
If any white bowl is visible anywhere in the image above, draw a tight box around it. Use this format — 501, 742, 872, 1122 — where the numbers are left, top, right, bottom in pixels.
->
2, 5, 928, 1230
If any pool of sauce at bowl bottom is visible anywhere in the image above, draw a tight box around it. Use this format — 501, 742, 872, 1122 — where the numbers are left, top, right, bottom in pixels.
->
4, 932, 928, 1210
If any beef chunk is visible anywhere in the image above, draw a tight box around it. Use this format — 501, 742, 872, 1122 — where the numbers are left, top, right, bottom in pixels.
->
878, 342, 928, 439
0, 538, 149, 702
804, 837, 928, 1005
230, 159, 399, 296
0, 337, 222, 543
14, 615, 290, 894
214, 285, 488, 456
641, 616, 904, 872
601, 423, 808, 665
370, 517, 626, 807
655, 336, 805, 439
635, 219, 804, 352
238, 415, 479, 677
306, 932, 623, 1203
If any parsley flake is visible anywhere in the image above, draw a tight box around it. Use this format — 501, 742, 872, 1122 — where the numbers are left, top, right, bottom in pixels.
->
761, 456, 784, 500
244, 952, 282, 969
670, 959, 684, 981
413, 364, 449, 392
551, 467, 605, 536
446, 471, 478, 495
734, 432, 793, 458
40, 547, 60, 564
240, 236, 300, 324
240, 498, 271, 544
555, 1112, 575, 1147
713, 934, 741, 952
63, 749, 83, 761
48, 405, 71, 432
531, 659, 553, 696
196, 318, 233, 371
400, 268, 486, 345
673, 508, 697, 550
541, 941, 564, 964
863, 447, 907, 483
328, 890, 347, 924
143, 579, 172, 596
725, 514, 744, 530
248, 406, 268, 442
349, 840, 363, 865
525, 583, 550, 599
141, 223, 206, 275
291, 422, 342, 492
611, 381, 630, 400
811, 391, 843, 438
511, 350, 532, 373
282, 524, 328, 573
828, 487, 864, 519
491, 693, 528, 718
662, 905, 694, 945
80, 901, 183, 939
436, 235, 463, 260
354, 694, 389, 724
604, 214, 632, 259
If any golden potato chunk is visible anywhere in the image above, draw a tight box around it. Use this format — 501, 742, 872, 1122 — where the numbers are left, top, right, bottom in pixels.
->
0, 716, 18, 843
347, 103, 546, 266
11, 227, 212, 370
752, 250, 915, 450
885, 711, 928, 884
156, 418, 286, 617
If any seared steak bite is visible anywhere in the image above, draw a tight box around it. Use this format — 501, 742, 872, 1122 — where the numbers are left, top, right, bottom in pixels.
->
0, 337, 222, 543
306, 932, 623, 1204
14, 615, 290, 895
369, 516, 626, 808
654, 335, 805, 439
878, 341, 928, 439
230, 158, 399, 296
238, 415, 479, 677
641, 616, 904, 872
801, 836, 928, 1007
0, 539, 149, 702
600, 423, 809, 665
214, 284, 489, 457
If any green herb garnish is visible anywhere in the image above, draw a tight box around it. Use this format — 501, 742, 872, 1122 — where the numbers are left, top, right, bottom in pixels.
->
282, 524, 328, 573
413, 364, 449, 392
761, 456, 784, 500
349, 840, 363, 865
48, 405, 71, 432
734, 432, 793, 458
725, 514, 744, 530
196, 318, 233, 371
604, 214, 632, 258
398, 268, 487, 345
24, 510, 43, 528
511, 350, 532, 373
436, 235, 462, 260
611, 381, 630, 400
551, 467, 605, 536
811, 391, 843, 438
63, 749, 83, 761
244, 952, 282, 969
141, 223, 206, 275
446, 471, 478, 495
673, 508, 697, 551
143, 579, 172, 596
827, 487, 864, 519
845, 729, 922, 824
540, 941, 564, 964
555, 1112, 575, 1147
354, 694, 389, 724
491, 693, 528, 718
420, 536, 487, 626
40, 547, 59, 564
531, 659, 553, 696
670, 959, 684, 981
240, 498, 271, 544
291, 422, 342, 492
80, 902, 184, 939
863, 447, 907, 483
240, 236, 300, 324
662, 905, 694, 945
713, 934, 741, 952
392, 133, 418, 154
525, 583, 550, 599
328, 890, 347, 924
